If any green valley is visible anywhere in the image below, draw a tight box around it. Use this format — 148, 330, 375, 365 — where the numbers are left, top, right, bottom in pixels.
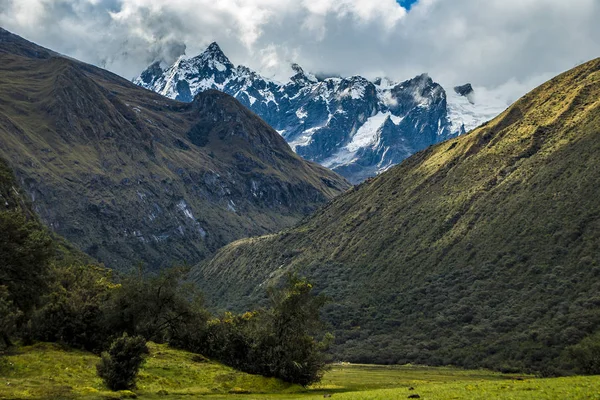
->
1, 16, 600, 400
194, 57, 600, 374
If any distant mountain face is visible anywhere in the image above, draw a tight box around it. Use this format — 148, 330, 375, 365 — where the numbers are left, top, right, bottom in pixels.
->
193, 57, 600, 372
0, 28, 349, 271
135, 43, 507, 183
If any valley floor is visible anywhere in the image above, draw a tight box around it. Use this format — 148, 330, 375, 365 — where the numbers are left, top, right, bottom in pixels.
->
0, 343, 599, 399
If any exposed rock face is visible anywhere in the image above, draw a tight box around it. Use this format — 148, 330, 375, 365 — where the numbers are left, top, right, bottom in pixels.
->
454, 83, 474, 97
136, 44, 502, 184
0, 28, 349, 271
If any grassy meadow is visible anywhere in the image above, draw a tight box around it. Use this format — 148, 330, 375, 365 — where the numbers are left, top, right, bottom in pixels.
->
1, 342, 599, 400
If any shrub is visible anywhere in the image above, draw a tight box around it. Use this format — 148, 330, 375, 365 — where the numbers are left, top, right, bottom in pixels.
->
97, 333, 149, 391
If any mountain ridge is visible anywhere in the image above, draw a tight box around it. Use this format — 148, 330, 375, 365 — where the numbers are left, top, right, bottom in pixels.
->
0, 27, 349, 271
135, 43, 507, 183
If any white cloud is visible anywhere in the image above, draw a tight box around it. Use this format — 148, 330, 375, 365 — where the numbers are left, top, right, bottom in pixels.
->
1, 0, 598, 102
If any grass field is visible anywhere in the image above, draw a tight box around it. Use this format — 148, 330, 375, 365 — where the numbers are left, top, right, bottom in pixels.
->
1, 343, 599, 399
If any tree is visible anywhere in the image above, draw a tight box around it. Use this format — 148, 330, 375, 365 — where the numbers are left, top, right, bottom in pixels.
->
188, 274, 330, 386
0, 286, 22, 349
263, 274, 330, 386
29, 264, 116, 351
0, 210, 53, 314
104, 265, 209, 344
96, 333, 149, 390
568, 332, 600, 374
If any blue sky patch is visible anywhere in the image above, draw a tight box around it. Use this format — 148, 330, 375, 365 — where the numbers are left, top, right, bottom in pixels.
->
397, 0, 418, 10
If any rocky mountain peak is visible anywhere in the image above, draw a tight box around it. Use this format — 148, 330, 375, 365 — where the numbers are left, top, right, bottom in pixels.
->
454, 83, 475, 104
291, 63, 304, 74
454, 83, 474, 97
412, 72, 433, 86
192, 41, 233, 71
137, 61, 163, 86
290, 63, 318, 85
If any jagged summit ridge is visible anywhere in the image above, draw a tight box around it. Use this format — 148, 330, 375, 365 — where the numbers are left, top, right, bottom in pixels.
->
136, 42, 507, 183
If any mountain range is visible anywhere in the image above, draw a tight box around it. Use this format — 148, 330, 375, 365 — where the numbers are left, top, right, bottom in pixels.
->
2, 26, 599, 376
135, 43, 507, 183
0, 27, 349, 271
193, 57, 600, 373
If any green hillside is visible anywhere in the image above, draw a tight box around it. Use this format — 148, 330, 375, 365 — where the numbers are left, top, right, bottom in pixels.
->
0, 27, 349, 271
194, 58, 600, 373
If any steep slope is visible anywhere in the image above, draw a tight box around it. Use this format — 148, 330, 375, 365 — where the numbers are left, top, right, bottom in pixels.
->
136, 44, 506, 183
0, 28, 349, 271
195, 58, 600, 372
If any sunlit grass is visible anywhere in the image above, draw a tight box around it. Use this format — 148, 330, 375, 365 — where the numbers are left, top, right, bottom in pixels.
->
1, 343, 599, 399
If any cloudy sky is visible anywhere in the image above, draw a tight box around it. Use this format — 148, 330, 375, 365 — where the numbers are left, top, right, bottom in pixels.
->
1, 0, 599, 103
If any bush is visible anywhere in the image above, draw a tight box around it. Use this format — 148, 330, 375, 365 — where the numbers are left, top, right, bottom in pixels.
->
567, 332, 600, 374
97, 334, 149, 391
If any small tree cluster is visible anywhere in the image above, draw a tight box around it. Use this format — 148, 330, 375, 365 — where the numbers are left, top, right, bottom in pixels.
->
96, 334, 149, 390
194, 275, 330, 386
567, 332, 600, 374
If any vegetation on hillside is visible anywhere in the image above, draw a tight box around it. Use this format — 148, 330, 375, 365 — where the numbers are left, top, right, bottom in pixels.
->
194, 57, 600, 375
0, 155, 329, 389
4, 258, 329, 388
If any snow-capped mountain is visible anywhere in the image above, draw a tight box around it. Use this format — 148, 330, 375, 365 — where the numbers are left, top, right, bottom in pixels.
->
135, 43, 507, 183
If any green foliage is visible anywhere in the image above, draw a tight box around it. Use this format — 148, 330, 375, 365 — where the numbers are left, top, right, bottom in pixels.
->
0, 155, 90, 349
97, 333, 149, 391
29, 264, 116, 351
26, 264, 210, 354
193, 275, 329, 386
105, 266, 210, 345
0, 210, 54, 314
0, 286, 22, 349
567, 332, 600, 375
